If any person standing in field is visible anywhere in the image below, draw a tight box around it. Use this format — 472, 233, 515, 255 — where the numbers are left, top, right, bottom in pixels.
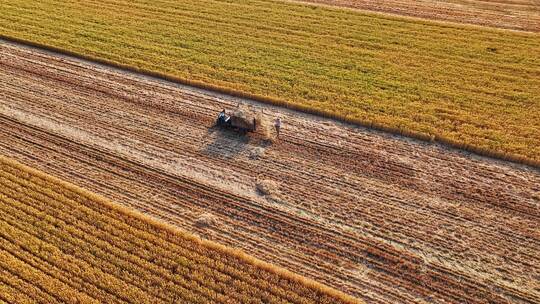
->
274, 117, 282, 138
218, 109, 226, 120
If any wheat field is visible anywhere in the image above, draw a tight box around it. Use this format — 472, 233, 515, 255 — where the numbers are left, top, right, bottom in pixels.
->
0, 0, 538, 164
0, 155, 359, 304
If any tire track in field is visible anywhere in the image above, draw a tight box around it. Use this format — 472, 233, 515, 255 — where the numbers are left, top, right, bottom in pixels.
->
0, 41, 539, 304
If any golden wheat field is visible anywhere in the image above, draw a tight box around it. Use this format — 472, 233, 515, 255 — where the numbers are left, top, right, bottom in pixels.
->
0, 0, 539, 303
0, 155, 359, 304
1, 0, 539, 164
1, 42, 538, 303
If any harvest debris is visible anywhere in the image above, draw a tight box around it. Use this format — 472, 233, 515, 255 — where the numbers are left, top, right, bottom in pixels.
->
0, 156, 356, 303
0, 42, 538, 303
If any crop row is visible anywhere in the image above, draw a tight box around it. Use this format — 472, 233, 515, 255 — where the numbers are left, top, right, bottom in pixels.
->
1, 44, 538, 303
297, 0, 540, 32
0, 155, 358, 304
0, 0, 538, 164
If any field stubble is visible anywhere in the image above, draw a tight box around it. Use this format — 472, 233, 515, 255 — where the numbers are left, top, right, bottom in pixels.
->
0, 155, 357, 303
0, 0, 539, 164
293, 0, 540, 31
0, 42, 539, 303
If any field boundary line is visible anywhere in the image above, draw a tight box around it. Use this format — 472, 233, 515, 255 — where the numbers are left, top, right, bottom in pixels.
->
283, 0, 540, 33
1, 35, 538, 169
0, 154, 363, 304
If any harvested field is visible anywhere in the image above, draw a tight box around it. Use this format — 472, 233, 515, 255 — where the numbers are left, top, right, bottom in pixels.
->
0, 155, 357, 303
294, 0, 540, 32
0, 42, 539, 303
1, 0, 540, 163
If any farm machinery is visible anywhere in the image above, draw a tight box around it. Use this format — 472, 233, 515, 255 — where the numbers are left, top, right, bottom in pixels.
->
216, 109, 257, 134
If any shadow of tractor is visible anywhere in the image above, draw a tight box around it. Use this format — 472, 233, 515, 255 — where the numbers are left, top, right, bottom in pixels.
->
202, 125, 251, 158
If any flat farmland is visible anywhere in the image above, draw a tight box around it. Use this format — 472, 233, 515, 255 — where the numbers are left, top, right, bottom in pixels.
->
1, 0, 539, 164
295, 0, 540, 31
1, 42, 539, 303
0, 156, 356, 303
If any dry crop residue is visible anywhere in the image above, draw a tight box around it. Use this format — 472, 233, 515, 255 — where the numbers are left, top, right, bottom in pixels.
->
0, 42, 538, 303
0, 155, 357, 303
294, 0, 540, 32
2, 0, 539, 163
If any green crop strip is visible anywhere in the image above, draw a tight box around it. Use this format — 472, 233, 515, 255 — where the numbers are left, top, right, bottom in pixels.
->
0, 0, 539, 163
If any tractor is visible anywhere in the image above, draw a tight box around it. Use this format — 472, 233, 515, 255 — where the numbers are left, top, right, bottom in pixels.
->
216, 109, 257, 134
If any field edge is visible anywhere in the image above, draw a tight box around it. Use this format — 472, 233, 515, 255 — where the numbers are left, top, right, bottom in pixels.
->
0, 154, 363, 304
1, 34, 537, 169
284, 0, 540, 33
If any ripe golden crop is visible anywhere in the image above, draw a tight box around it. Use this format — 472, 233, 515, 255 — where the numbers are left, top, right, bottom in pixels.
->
0, 0, 538, 164
0, 156, 359, 303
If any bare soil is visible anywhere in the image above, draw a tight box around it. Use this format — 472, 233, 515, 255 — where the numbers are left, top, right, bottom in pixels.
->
0, 41, 538, 303
292, 0, 540, 32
